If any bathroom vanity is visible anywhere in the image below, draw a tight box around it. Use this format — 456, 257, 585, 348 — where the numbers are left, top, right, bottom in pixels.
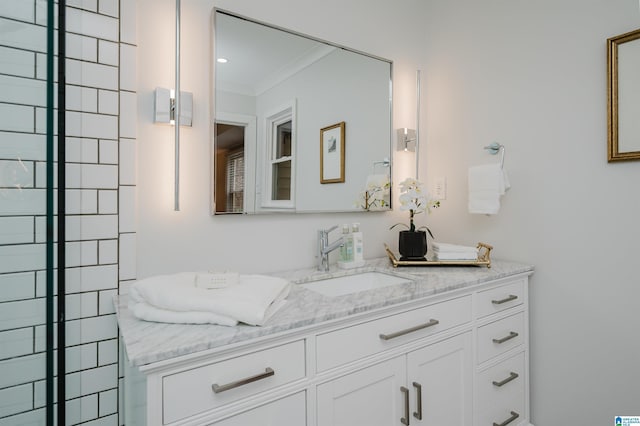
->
117, 258, 533, 426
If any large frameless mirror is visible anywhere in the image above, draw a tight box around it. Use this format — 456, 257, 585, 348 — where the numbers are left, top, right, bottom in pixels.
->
212, 10, 393, 214
607, 28, 640, 162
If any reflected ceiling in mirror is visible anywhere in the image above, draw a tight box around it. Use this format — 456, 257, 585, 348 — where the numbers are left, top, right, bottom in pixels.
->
213, 10, 393, 214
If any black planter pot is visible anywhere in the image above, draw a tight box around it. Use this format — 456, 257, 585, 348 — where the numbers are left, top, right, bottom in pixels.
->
398, 230, 427, 260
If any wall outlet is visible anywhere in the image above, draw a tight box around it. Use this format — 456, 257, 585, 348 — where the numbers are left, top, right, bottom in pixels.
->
433, 177, 447, 200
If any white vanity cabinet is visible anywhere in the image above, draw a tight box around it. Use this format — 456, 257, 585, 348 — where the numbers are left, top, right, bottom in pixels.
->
474, 277, 530, 426
315, 296, 473, 426
122, 270, 532, 426
315, 355, 406, 426
407, 332, 473, 425
315, 331, 473, 426
126, 339, 308, 425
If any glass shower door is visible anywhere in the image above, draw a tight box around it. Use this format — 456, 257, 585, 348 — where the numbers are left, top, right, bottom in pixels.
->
0, 0, 55, 424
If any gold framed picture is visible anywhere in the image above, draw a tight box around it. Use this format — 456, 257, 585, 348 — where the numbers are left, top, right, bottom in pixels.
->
320, 121, 345, 183
607, 28, 640, 162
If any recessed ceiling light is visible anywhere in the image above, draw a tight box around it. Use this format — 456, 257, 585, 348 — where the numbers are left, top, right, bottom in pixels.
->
217, 58, 228, 63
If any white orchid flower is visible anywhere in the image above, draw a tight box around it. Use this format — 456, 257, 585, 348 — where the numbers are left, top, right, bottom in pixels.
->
391, 177, 440, 232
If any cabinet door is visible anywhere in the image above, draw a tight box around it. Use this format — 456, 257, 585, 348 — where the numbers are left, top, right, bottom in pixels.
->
407, 332, 472, 426
316, 357, 406, 426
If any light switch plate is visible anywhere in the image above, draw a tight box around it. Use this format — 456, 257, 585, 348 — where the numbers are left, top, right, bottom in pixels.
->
434, 177, 447, 200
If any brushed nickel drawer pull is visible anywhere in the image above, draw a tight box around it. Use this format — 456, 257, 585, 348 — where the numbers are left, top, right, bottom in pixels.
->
211, 367, 274, 394
492, 331, 519, 344
492, 371, 519, 387
412, 382, 423, 420
400, 386, 410, 425
493, 411, 519, 426
379, 319, 439, 341
491, 294, 518, 305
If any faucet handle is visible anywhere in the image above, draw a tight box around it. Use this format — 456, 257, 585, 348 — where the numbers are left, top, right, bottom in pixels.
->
322, 225, 339, 235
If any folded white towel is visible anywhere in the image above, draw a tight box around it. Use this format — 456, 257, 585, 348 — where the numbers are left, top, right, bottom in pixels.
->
432, 242, 478, 261
129, 272, 291, 326
433, 252, 478, 261
432, 242, 478, 254
195, 271, 239, 289
131, 301, 239, 326
468, 163, 510, 215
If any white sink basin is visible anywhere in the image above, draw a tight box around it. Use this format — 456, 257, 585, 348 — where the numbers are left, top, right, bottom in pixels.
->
300, 271, 412, 297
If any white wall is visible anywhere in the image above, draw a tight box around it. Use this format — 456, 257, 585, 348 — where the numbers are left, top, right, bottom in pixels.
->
137, 0, 640, 424
420, 0, 640, 424
136, 0, 422, 277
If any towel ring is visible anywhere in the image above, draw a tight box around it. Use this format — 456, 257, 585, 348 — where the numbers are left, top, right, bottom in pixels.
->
372, 157, 390, 173
484, 143, 505, 168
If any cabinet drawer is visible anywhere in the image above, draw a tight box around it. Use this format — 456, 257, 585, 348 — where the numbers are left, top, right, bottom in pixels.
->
316, 295, 471, 372
476, 279, 524, 319
162, 340, 306, 424
477, 352, 525, 426
477, 312, 524, 364
210, 391, 306, 426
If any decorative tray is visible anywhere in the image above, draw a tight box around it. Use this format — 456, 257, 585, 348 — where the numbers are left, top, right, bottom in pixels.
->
384, 242, 493, 268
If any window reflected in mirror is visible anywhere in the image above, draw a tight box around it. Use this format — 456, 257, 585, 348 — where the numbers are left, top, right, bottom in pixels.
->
272, 120, 292, 201
263, 102, 295, 209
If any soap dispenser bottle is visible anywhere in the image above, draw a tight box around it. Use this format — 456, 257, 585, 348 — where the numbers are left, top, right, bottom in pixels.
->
351, 222, 365, 266
338, 224, 354, 269
339, 224, 351, 263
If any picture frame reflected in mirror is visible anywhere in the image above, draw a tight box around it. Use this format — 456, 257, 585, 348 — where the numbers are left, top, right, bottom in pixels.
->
320, 121, 345, 184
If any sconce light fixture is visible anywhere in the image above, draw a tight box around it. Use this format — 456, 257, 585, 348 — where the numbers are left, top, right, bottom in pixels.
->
154, 87, 193, 126
396, 128, 416, 152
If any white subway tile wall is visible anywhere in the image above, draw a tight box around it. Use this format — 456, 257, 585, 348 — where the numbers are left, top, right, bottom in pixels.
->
100, 139, 120, 165
0, 1, 136, 425
0, 382, 33, 418
67, 33, 100, 63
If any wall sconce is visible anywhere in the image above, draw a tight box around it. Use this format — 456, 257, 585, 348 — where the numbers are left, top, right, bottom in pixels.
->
396, 128, 416, 152
154, 87, 193, 126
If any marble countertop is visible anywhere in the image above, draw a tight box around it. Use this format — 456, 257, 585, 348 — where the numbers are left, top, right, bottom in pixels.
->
115, 258, 533, 367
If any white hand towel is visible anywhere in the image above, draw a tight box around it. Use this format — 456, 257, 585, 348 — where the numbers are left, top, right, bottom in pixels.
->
432, 242, 478, 260
433, 252, 478, 261
432, 242, 478, 254
129, 272, 291, 326
468, 163, 510, 215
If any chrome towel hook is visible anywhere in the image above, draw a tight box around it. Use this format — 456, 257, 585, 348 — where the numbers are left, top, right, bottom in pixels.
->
483, 142, 505, 168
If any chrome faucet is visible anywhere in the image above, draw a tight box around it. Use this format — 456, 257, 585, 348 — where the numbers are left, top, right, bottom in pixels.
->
317, 225, 344, 271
